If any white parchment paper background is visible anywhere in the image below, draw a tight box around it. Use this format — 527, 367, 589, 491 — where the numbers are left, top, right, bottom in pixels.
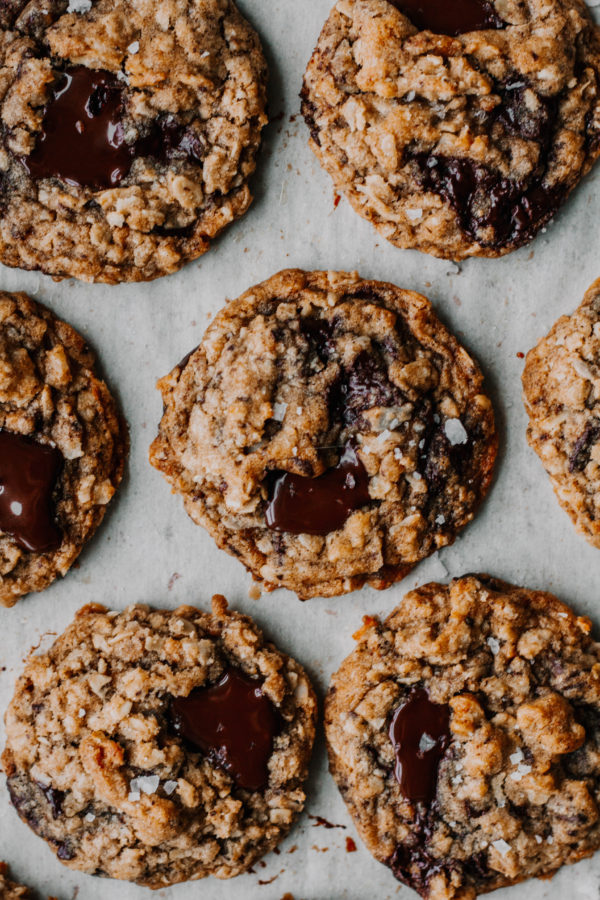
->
2, 1, 600, 897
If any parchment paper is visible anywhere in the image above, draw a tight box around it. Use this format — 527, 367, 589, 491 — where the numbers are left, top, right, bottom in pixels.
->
2, 1, 600, 897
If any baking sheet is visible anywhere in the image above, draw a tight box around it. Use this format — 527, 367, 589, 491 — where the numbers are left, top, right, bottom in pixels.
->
2, 0, 600, 897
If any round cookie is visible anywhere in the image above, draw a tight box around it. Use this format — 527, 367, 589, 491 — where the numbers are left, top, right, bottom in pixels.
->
1, 596, 317, 887
523, 277, 600, 549
0, 0, 267, 283
0, 862, 34, 899
0, 292, 126, 606
326, 574, 600, 898
301, 0, 600, 260
149, 268, 497, 599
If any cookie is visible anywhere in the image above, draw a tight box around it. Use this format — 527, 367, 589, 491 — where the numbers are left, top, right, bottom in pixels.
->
1, 596, 317, 887
0, 0, 267, 283
0, 863, 57, 900
0, 863, 32, 899
0, 292, 126, 606
523, 277, 600, 549
301, 0, 600, 260
325, 574, 600, 898
149, 269, 497, 599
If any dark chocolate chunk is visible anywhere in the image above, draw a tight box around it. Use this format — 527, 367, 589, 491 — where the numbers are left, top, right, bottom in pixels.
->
412, 153, 563, 249
23, 66, 131, 190
388, 0, 504, 36
341, 350, 405, 425
498, 82, 557, 143
265, 444, 370, 535
136, 116, 206, 165
176, 344, 199, 371
0, 430, 62, 552
170, 667, 279, 792
56, 842, 75, 860
300, 316, 335, 363
390, 838, 490, 896
568, 420, 600, 472
36, 781, 64, 819
388, 687, 451, 803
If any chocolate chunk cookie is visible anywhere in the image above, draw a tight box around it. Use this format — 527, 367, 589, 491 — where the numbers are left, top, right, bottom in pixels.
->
326, 574, 600, 898
149, 269, 497, 599
0, 0, 267, 282
0, 863, 34, 899
301, 0, 600, 260
1, 596, 317, 886
0, 863, 56, 900
523, 278, 600, 549
0, 292, 126, 606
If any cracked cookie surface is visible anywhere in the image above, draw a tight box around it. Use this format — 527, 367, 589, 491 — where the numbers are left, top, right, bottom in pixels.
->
326, 574, 600, 898
523, 277, 600, 549
0, 0, 267, 282
301, 0, 600, 260
149, 268, 497, 599
0, 291, 126, 607
1, 596, 317, 887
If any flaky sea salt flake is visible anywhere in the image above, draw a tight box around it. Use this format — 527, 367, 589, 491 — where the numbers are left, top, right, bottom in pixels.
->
419, 733, 437, 753
511, 763, 532, 781
486, 636, 500, 655
67, 0, 92, 11
444, 418, 468, 445
492, 839, 511, 856
137, 775, 160, 795
273, 402, 287, 421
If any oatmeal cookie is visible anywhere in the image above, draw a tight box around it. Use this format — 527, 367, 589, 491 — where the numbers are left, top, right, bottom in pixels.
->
0, 0, 267, 283
0, 863, 56, 900
523, 277, 600, 548
149, 269, 497, 599
326, 574, 600, 898
0, 863, 32, 899
1, 596, 317, 887
0, 291, 126, 606
301, 0, 600, 260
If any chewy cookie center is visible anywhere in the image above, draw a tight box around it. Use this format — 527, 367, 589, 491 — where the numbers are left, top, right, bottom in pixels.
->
258, 304, 473, 536
170, 667, 280, 792
0, 429, 62, 552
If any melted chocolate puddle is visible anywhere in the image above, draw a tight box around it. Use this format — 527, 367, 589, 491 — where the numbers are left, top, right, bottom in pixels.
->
412, 153, 563, 248
23, 67, 207, 190
388, 0, 504, 36
23, 67, 131, 189
265, 444, 370, 535
170, 667, 279, 791
0, 430, 62, 552
389, 688, 451, 803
